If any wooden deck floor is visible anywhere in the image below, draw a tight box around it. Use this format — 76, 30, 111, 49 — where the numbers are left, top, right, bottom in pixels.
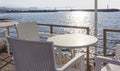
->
0, 52, 15, 71
0, 52, 94, 71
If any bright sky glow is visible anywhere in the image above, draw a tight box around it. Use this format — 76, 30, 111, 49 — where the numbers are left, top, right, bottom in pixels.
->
1, 0, 120, 9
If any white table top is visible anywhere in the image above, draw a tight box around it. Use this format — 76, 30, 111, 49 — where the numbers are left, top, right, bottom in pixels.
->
47, 34, 98, 48
0, 21, 17, 28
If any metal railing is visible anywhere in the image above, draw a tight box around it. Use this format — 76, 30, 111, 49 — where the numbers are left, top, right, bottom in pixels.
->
103, 29, 120, 56
38, 23, 90, 34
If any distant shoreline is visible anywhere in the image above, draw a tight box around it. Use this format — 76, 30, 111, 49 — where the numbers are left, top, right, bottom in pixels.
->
0, 8, 119, 13
65, 9, 120, 12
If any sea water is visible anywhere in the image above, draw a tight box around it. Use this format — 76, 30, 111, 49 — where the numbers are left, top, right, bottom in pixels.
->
0, 11, 120, 49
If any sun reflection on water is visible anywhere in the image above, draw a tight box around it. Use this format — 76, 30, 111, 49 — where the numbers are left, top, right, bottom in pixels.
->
65, 11, 93, 26
64, 11, 94, 34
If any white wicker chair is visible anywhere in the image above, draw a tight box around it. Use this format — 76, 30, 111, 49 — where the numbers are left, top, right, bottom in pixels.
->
16, 22, 56, 41
95, 44, 120, 71
16, 22, 40, 41
7, 37, 85, 71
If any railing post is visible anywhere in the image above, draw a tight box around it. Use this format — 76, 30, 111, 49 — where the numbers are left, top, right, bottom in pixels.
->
50, 25, 53, 34
87, 28, 89, 35
103, 29, 107, 56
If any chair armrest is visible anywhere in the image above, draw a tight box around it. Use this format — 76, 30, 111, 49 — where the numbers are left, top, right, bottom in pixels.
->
56, 53, 84, 71
96, 56, 120, 65
95, 56, 120, 71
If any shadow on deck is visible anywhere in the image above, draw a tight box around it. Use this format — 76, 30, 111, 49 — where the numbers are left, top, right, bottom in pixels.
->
0, 52, 14, 71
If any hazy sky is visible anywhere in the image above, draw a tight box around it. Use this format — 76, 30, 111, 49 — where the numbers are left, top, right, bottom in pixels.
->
1, 0, 120, 9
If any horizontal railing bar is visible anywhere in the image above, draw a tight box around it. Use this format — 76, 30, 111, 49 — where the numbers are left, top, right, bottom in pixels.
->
98, 46, 115, 51
98, 38, 120, 42
38, 23, 89, 29
104, 29, 120, 32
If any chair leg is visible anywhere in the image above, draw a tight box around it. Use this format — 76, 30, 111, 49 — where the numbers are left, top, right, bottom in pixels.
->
7, 46, 10, 56
80, 55, 85, 71
6, 40, 11, 56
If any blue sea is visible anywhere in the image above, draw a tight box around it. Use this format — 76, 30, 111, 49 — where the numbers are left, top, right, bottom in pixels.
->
0, 11, 120, 49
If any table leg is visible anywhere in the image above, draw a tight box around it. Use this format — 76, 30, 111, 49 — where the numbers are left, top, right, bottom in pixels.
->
71, 49, 75, 58
87, 47, 90, 71
6, 27, 11, 56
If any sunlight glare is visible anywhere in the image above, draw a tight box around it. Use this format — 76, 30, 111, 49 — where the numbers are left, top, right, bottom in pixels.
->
64, 11, 93, 34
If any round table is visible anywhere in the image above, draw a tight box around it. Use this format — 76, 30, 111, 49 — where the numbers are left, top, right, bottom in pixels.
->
0, 22, 15, 26
47, 34, 98, 70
